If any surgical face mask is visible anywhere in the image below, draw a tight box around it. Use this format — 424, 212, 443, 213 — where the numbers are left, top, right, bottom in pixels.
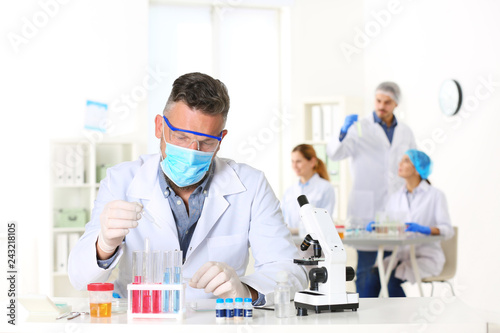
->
160, 130, 216, 188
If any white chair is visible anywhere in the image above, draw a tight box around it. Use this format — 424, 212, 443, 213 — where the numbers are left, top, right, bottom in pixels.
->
422, 226, 458, 296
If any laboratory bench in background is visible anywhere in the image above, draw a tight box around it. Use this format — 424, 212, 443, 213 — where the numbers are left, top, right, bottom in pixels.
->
343, 233, 445, 298
12, 296, 487, 333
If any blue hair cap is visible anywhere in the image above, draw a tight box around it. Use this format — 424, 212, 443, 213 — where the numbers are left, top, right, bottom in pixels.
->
405, 149, 433, 179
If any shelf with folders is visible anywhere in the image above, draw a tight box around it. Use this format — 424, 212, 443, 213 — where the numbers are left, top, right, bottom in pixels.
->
311, 143, 340, 184
301, 96, 363, 224
50, 140, 136, 297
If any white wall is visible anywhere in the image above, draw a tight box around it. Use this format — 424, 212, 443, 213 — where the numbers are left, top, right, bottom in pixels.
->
362, 0, 500, 316
285, 0, 365, 196
0, 0, 149, 296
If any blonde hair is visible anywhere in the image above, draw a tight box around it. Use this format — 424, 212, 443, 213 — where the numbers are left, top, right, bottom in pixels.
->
292, 144, 329, 181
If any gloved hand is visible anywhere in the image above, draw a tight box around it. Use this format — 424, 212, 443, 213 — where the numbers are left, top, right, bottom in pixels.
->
405, 222, 431, 235
366, 221, 375, 232
341, 114, 358, 134
98, 200, 143, 253
189, 261, 251, 299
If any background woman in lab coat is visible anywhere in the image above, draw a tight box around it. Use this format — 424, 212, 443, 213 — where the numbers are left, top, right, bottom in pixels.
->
365, 149, 454, 297
281, 144, 335, 238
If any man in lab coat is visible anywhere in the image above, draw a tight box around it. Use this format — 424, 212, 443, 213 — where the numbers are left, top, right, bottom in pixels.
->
68, 72, 307, 305
327, 82, 416, 297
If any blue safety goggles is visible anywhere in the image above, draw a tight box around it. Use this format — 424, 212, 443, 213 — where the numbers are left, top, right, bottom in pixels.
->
163, 116, 223, 141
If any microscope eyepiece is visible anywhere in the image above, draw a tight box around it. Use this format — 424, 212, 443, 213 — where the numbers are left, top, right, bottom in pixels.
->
297, 195, 309, 207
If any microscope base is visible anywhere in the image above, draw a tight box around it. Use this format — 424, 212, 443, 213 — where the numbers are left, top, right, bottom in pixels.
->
294, 291, 359, 315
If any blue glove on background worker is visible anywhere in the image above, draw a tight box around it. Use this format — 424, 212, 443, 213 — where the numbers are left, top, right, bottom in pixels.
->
405, 222, 431, 235
341, 114, 358, 134
366, 221, 375, 232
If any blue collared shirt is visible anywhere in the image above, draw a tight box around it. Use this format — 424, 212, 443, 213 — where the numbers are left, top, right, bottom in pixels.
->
373, 111, 398, 144
157, 162, 214, 262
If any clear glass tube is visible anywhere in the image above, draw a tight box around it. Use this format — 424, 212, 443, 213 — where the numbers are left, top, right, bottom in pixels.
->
173, 250, 183, 313
142, 244, 152, 313
163, 251, 173, 313
274, 271, 290, 318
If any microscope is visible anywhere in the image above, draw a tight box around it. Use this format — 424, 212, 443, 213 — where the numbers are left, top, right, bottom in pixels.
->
294, 195, 359, 315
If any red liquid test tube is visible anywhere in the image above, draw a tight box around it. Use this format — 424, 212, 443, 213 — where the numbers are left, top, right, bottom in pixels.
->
132, 251, 142, 313
142, 290, 152, 313
152, 287, 162, 313
152, 251, 163, 313
142, 248, 152, 313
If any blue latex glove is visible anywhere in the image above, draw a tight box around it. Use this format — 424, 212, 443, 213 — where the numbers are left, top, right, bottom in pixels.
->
366, 221, 375, 232
405, 222, 431, 235
341, 114, 358, 134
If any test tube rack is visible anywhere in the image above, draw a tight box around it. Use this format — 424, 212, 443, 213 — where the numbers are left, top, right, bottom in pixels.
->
127, 283, 185, 319
374, 223, 406, 237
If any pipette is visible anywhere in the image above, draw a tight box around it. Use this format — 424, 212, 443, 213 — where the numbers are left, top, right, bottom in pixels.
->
141, 209, 161, 229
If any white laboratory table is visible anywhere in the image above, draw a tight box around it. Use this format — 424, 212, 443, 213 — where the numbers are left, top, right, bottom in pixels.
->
343, 233, 445, 297
11, 296, 486, 333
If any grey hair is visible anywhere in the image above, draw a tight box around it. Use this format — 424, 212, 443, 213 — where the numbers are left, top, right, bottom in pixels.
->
375, 81, 401, 104
163, 72, 230, 125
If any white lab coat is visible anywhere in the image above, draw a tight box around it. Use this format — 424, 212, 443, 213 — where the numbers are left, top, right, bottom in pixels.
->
68, 154, 307, 305
281, 173, 336, 238
327, 113, 416, 226
385, 181, 454, 283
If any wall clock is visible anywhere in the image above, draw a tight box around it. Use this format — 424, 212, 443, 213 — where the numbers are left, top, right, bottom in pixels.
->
439, 79, 462, 116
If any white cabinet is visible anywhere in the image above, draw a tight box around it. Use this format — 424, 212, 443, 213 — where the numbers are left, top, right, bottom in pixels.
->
50, 141, 136, 297
302, 96, 363, 224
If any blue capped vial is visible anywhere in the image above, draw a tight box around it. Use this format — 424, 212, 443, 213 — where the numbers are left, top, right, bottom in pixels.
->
234, 298, 243, 319
244, 298, 253, 319
225, 298, 234, 319
215, 298, 226, 320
